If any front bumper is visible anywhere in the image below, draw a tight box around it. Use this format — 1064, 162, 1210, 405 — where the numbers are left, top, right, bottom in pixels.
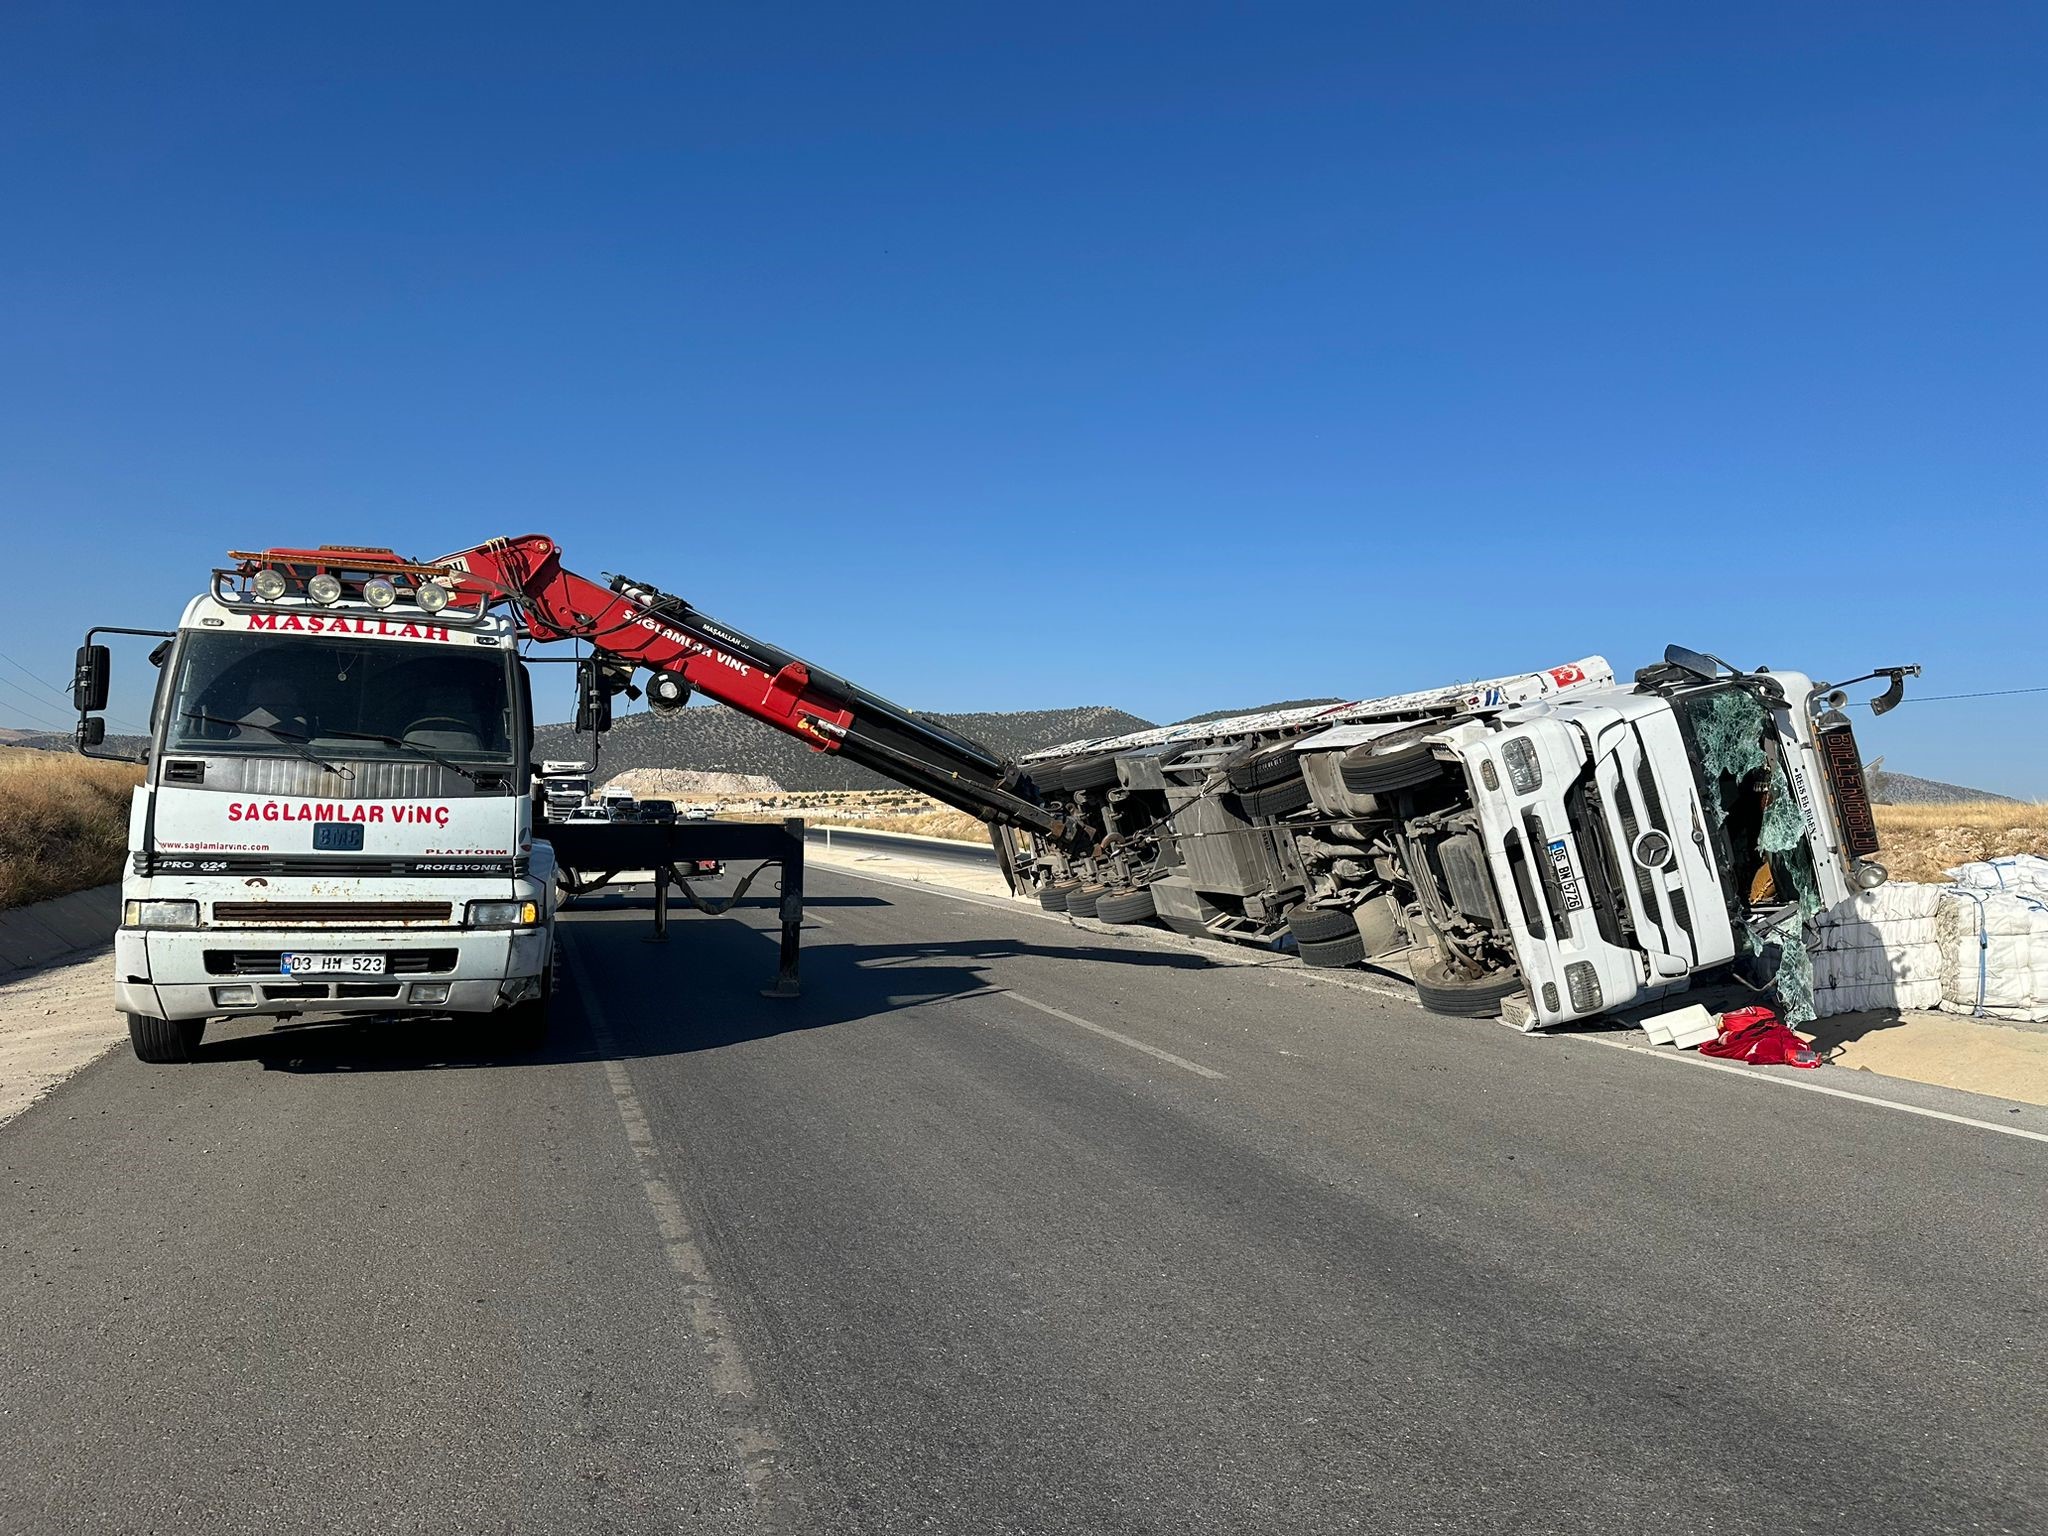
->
115, 925, 550, 1022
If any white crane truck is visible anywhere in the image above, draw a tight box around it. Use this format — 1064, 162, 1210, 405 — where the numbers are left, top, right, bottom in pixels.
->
74, 538, 1083, 1063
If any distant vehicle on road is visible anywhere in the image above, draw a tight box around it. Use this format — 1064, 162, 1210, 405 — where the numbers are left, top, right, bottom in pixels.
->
637, 799, 678, 823
684, 806, 711, 822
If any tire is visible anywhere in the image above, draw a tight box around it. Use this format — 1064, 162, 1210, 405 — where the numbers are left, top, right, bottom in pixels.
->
127, 1013, 203, 1065
1339, 741, 1443, 795
1227, 749, 1301, 793
1065, 883, 1109, 918
1286, 905, 1358, 945
1095, 887, 1157, 924
1041, 880, 1080, 912
1061, 755, 1121, 792
1413, 958, 1524, 1018
501, 951, 554, 1052
1297, 931, 1367, 968
1239, 776, 1312, 819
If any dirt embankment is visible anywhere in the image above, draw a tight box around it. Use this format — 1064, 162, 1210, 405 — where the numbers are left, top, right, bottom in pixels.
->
1873, 801, 2048, 883
0, 748, 143, 910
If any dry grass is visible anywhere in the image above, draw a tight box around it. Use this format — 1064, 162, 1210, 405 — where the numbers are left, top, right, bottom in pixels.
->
0, 747, 144, 910
726, 789, 992, 844
1873, 800, 2048, 884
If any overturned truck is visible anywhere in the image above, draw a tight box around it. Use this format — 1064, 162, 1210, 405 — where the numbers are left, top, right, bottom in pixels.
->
1000, 648, 1916, 1029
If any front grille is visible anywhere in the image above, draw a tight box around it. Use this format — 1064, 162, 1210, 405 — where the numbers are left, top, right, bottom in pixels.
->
1609, 776, 1662, 924
205, 949, 457, 976
209, 901, 452, 925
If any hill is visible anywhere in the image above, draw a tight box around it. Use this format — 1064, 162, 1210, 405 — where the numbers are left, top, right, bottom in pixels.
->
533, 704, 1155, 793
1867, 769, 2014, 806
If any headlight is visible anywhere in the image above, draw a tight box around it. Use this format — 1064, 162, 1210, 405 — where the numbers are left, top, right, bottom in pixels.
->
1564, 960, 1603, 1014
125, 899, 199, 929
307, 573, 343, 605
252, 568, 289, 601
465, 899, 540, 928
363, 576, 397, 608
414, 580, 451, 613
1500, 736, 1542, 794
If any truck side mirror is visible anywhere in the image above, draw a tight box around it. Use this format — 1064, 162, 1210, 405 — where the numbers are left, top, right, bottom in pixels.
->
75, 717, 106, 748
73, 644, 110, 712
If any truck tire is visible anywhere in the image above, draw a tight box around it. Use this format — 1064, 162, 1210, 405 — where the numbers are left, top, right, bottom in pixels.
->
1297, 931, 1367, 968
1413, 959, 1524, 1018
1339, 742, 1442, 795
1095, 887, 1157, 924
1227, 750, 1301, 792
1038, 883, 1074, 912
502, 993, 551, 1051
1239, 776, 1312, 819
127, 1013, 203, 1065
1061, 755, 1121, 792
1066, 883, 1109, 918
1285, 905, 1358, 945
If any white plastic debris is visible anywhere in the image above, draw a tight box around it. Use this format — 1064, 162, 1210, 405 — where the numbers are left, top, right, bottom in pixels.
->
1640, 1002, 1717, 1050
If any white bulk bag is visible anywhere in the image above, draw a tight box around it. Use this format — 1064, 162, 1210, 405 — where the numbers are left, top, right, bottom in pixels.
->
1935, 888, 2048, 1023
1811, 883, 1947, 1017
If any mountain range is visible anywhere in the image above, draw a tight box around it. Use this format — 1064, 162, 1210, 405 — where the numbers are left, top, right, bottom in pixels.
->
6, 705, 2019, 803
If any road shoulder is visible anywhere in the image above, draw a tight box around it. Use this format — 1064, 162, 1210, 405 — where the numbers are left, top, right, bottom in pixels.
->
0, 951, 126, 1129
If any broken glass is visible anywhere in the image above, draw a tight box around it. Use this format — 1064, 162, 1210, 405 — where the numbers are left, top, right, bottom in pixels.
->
1675, 687, 1825, 1023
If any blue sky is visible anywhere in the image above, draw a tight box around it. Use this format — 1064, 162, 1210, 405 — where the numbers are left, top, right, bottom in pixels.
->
2, 3, 2043, 793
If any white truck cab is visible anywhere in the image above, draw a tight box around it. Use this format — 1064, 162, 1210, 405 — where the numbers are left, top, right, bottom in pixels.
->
84, 565, 555, 1062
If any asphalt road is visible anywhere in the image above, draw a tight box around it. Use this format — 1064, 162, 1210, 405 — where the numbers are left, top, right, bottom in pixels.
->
4, 870, 2044, 1535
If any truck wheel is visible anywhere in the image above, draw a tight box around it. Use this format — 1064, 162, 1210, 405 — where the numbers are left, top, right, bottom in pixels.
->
1227, 750, 1301, 792
503, 994, 551, 1051
1066, 883, 1109, 918
1286, 906, 1358, 945
1061, 756, 1121, 792
127, 1014, 203, 1065
1239, 776, 1312, 819
1413, 959, 1523, 1018
1095, 887, 1157, 924
1040, 881, 1079, 912
1339, 742, 1442, 795
1297, 931, 1367, 968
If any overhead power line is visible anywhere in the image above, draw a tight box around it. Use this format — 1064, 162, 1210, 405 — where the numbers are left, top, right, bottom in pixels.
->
0, 647, 65, 694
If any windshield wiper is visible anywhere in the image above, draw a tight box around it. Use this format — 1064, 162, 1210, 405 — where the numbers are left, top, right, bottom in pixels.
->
317, 727, 481, 784
180, 711, 354, 779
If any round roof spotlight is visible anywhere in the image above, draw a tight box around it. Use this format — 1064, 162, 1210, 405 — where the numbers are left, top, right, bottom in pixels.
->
307, 573, 344, 605
414, 580, 450, 614
362, 576, 397, 608
1855, 860, 1889, 891
252, 568, 289, 601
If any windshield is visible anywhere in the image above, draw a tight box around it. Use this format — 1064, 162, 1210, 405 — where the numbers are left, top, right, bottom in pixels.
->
163, 631, 515, 763
1668, 685, 1821, 914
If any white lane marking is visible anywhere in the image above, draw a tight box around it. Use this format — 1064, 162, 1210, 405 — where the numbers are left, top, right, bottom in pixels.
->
812, 865, 2045, 1144
559, 940, 800, 1524
1568, 1030, 2048, 1146
999, 989, 1226, 1080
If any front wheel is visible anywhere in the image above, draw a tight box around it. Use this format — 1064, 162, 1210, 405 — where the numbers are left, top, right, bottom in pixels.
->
501, 943, 554, 1052
1412, 959, 1523, 1018
127, 1013, 204, 1065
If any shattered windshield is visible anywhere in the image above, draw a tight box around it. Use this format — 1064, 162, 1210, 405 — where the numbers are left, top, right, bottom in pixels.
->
163, 631, 516, 763
1670, 686, 1824, 1020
